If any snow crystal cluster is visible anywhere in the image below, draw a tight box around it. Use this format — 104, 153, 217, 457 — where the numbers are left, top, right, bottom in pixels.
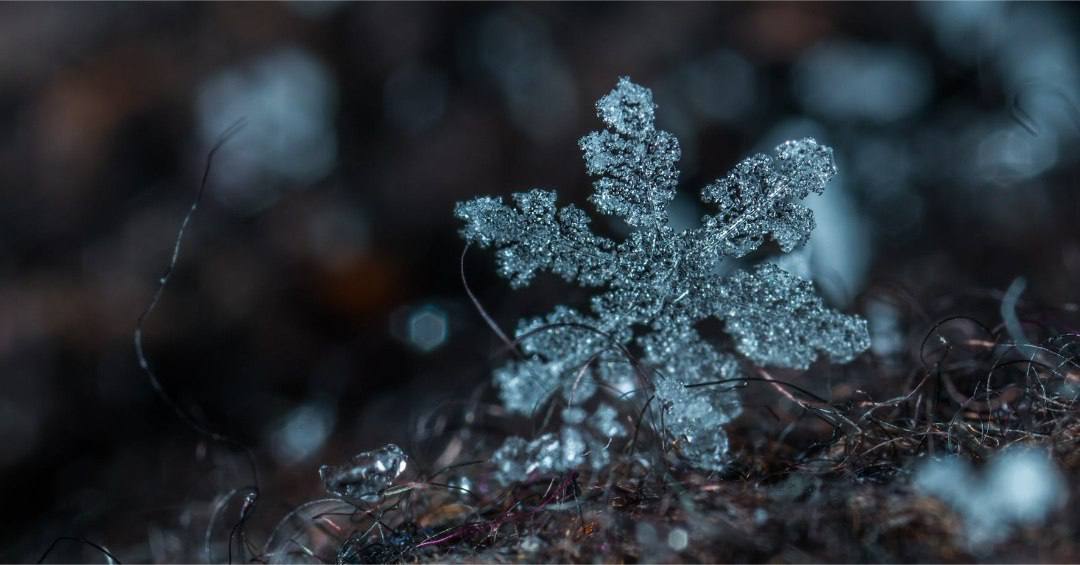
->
456, 78, 870, 481
319, 443, 408, 503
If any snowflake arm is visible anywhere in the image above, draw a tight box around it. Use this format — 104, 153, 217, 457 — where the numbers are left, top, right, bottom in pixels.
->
495, 306, 630, 414
454, 190, 615, 287
699, 138, 836, 257
719, 262, 870, 370
579, 77, 681, 230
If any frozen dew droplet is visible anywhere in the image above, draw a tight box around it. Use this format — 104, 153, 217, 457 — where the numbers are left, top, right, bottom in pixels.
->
319, 443, 408, 503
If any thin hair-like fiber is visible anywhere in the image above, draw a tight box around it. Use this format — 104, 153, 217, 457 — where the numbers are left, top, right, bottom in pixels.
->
130, 118, 261, 564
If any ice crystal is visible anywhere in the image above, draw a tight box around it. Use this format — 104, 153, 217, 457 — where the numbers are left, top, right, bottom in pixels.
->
319, 443, 408, 503
456, 77, 870, 480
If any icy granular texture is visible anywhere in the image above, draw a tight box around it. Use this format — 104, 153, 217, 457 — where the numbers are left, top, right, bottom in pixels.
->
456, 77, 869, 479
319, 443, 408, 503
491, 428, 609, 485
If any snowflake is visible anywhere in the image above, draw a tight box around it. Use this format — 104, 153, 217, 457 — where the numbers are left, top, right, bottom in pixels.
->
456, 77, 869, 479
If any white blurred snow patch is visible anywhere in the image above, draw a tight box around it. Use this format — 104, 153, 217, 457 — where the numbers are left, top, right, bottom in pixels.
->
866, 298, 904, 357
914, 455, 969, 502
987, 450, 1065, 524
915, 449, 1066, 548
803, 172, 869, 307
794, 41, 932, 124
197, 47, 338, 212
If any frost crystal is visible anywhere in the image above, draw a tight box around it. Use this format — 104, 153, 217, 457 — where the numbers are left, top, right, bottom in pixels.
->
456, 77, 870, 480
319, 443, 408, 503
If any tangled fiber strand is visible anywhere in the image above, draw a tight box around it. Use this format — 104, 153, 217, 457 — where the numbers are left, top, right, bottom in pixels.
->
308, 283, 1080, 563
135, 120, 264, 565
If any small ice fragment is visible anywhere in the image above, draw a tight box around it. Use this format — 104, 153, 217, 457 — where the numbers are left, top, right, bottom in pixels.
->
319, 444, 408, 502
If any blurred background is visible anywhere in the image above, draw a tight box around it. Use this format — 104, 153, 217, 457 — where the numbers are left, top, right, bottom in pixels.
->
1, 2, 1079, 561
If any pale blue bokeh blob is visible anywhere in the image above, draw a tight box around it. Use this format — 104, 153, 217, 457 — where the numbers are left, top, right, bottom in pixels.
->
197, 47, 339, 212
794, 41, 932, 124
